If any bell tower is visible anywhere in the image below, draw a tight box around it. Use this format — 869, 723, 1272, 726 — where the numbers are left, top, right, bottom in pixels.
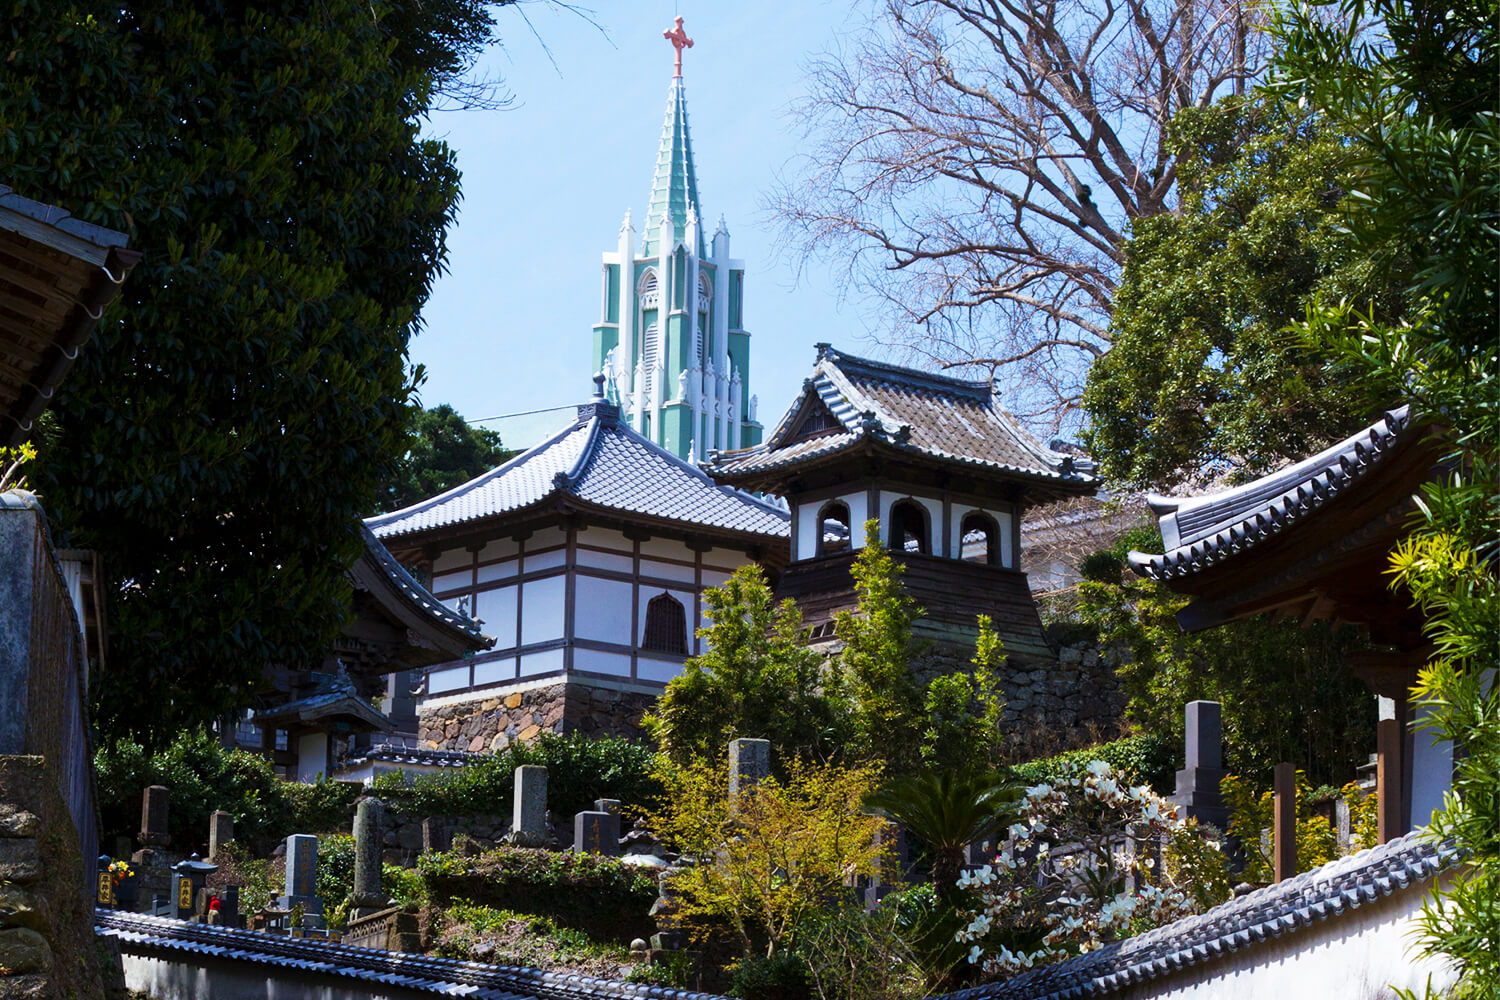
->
590, 17, 762, 462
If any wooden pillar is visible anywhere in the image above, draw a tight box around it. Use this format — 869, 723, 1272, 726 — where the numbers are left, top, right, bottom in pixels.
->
1273, 762, 1296, 883
1377, 718, 1405, 843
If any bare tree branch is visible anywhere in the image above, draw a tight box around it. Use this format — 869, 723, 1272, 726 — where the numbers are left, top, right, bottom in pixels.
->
770, 0, 1266, 430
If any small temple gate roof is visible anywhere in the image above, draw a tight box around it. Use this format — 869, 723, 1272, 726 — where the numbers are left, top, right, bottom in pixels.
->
705, 344, 1095, 502
367, 383, 789, 550
0, 182, 141, 446
1128, 406, 1447, 643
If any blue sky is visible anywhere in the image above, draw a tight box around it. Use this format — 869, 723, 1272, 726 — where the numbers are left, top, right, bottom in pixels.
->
410, 1, 871, 448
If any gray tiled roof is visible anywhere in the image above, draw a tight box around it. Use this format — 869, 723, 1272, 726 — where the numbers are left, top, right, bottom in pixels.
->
706, 345, 1093, 488
97, 909, 730, 1000
339, 740, 477, 770
359, 525, 490, 646
367, 400, 788, 541
935, 829, 1459, 1000
1130, 407, 1414, 581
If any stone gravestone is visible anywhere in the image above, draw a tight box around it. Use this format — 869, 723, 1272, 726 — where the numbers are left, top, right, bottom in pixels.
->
134, 785, 169, 859
574, 810, 620, 856
350, 797, 387, 918
208, 810, 233, 860
728, 738, 770, 806
511, 766, 548, 847
1171, 701, 1229, 829
594, 798, 621, 818
421, 816, 451, 855
278, 834, 324, 926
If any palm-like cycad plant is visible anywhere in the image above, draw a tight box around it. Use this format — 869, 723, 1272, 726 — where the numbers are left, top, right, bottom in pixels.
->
865, 768, 1021, 900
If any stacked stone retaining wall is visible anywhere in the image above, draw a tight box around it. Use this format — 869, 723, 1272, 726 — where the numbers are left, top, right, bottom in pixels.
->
418, 681, 657, 753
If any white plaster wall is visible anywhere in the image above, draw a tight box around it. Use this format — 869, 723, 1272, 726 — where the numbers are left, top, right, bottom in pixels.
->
638, 656, 685, 683
476, 559, 517, 584
477, 537, 519, 562
527, 525, 567, 551
848, 491, 870, 544
432, 569, 471, 593
472, 658, 514, 687
519, 576, 565, 646
640, 557, 696, 585
577, 650, 633, 677
1110, 876, 1455, 1000
795, 500, 821, 561
574, 576, 634, 643
639, 536, 692, 561
577, 548, 633, 574
428, 665, 468, 695
474, 586, 517, 640
121, 951, 439, 1000
432, 548, 470, 573
296, 733, 328, 783
583, 527, 634, 552
519, 647, 564, 677
526, 549, 568, 573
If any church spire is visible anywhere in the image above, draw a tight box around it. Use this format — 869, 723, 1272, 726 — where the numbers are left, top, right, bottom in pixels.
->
641, 17, 703, 257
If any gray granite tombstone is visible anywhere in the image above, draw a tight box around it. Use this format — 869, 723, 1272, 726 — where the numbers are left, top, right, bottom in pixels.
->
208, 810, 233, 860
594, 798, 621, 818
421, 816, 451, 855
350, 797, 387, 917
1171, 701, 1229, 828
511, 766, 548, 847
574, 810, 620, 856
728, 738, 770, 805
278, 834, 324, 925
138, 785, 170, 848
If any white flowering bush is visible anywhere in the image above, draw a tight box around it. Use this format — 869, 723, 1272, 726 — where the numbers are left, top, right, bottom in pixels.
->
955, 760, 1206, 977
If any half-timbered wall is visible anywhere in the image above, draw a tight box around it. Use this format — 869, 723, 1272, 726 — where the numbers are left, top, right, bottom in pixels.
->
423, 524, 754, 701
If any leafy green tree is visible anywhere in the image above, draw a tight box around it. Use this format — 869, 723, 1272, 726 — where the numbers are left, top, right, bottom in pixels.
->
1074, 530, 1374, 787
1, 0, 500, 739
645, 565, 847, 770
865, 770, 1019, 902
1084, 97, 1386, 488
1268, 0, 1497, 994
378, 402, 512, 512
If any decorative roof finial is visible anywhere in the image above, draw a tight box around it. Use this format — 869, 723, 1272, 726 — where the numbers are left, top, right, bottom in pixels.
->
664, 15, 693, 78
592, 372, 606, 399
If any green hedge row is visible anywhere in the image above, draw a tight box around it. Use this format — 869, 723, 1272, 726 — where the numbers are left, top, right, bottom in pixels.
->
370, 732, 662, 820
418, 847, 659, 943
1009, 733, 1177, 795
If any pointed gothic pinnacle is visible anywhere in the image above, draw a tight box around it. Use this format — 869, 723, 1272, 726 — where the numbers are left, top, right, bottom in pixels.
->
620, 209, 633, 233
715, 214, 729, 236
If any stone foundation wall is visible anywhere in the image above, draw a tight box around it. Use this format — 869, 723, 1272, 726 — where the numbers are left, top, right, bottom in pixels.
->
0, 755, 111, 1000
418, 681, 658, 753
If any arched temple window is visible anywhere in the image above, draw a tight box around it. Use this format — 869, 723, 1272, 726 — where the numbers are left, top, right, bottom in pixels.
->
889, 499, 929, 555
641, 592, 688, 655
817, 500, 851, 556
960, 511, 1001, 566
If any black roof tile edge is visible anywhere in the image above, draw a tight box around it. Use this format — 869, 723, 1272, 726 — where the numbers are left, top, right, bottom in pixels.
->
361, 525, 490, 644
934, 830, 1460, 1000
1129, 407, 1413, 581
97, 909, 731, 1000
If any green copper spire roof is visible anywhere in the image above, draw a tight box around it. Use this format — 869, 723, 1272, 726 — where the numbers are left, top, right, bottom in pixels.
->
641, 77, 704, 257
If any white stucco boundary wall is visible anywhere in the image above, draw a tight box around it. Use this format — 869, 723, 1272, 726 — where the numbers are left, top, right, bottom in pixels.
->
1109, 873, 1454, 1000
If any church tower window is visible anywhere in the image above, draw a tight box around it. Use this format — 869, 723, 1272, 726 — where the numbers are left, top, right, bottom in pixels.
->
642, 592, 688, 654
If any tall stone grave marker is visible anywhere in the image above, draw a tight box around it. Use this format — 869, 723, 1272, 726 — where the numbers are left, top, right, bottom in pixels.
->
133, 785, 169, 861
208, 810, 233, 860
350, 797, 387, 918
278, 834, 323, 925
729, 738, 770, 806
1171, 701, 1229, 828
574, 810, 621, 856
511, 766, 548, 847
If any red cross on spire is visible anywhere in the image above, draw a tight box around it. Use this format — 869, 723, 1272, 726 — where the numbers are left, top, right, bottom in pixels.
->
663, 15, 693, 78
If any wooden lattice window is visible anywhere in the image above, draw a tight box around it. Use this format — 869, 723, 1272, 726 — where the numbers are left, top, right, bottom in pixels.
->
642, 592, 688, 655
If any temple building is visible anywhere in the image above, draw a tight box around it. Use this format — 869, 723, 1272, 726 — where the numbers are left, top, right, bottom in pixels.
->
366, 378, 788, 752
590, 16, 762, 462
705, 344, 1096, 669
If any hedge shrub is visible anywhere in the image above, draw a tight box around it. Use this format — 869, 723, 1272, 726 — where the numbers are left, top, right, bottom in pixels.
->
417, 846, 658, 943
1009, 733, 1176, 795
371, 733, 661, 820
